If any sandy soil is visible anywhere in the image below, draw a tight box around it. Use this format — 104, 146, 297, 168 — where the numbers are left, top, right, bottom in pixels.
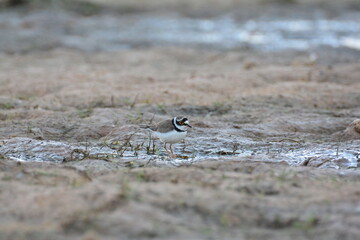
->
0, 46, 359, 240
0, 48, 359, 142
1, 159, 360, 240
0, 1, 360, 239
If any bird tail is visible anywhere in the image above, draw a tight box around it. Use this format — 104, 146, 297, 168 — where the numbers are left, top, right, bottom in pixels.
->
139, 124, 155, 131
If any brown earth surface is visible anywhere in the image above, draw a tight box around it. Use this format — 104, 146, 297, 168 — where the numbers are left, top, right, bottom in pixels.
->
0, 45, 359, 240
1, 0, 360, 239
0, 159, 360, 240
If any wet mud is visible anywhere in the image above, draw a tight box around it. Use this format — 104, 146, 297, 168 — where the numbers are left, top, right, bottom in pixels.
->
0, 48, 359, 169
1, 46, 359, 239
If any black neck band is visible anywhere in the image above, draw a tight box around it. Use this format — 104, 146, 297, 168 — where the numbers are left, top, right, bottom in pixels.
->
172, 118, 185, 132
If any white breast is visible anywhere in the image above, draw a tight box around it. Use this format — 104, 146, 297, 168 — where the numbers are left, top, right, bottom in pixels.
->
155, 130, 187, 144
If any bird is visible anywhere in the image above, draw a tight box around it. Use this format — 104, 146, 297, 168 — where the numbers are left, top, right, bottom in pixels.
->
147, 116, 192, 158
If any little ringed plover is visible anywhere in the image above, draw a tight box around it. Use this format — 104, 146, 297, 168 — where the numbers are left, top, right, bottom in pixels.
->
149, 116, 192, 158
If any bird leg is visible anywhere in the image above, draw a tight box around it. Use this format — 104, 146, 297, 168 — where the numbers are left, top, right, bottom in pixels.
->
169, 144, 176, 158
164, 143, 171, 157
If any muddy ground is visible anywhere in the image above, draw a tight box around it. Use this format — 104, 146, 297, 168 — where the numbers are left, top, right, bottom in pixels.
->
1, 159, 360, 240
1, 0, 360, 239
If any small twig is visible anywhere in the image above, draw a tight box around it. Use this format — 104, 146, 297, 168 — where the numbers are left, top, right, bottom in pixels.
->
146, 132, 152, 155
130, 94, 138, 109
110, 95, 115, 107
276, 138, 303, 144
69, 149, 88, 161
148, 114, 155, 125
145, 157, 154, 167
231, 142, 239, 154
85, 138, 88, 152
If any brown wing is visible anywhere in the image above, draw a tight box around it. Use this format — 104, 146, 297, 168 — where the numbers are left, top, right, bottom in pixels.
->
154, 119, 174, 133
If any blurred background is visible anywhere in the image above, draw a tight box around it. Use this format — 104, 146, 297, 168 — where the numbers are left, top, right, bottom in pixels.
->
0, 0, 359, 56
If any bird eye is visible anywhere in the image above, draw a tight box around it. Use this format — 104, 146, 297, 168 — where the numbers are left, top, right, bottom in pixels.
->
177, 120, 184, 125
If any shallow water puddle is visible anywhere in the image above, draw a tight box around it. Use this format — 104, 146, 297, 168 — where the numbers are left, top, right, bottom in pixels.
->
1, 137, 358, 169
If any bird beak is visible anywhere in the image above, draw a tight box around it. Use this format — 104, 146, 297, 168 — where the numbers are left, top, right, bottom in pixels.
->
186, 123, 192, 128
